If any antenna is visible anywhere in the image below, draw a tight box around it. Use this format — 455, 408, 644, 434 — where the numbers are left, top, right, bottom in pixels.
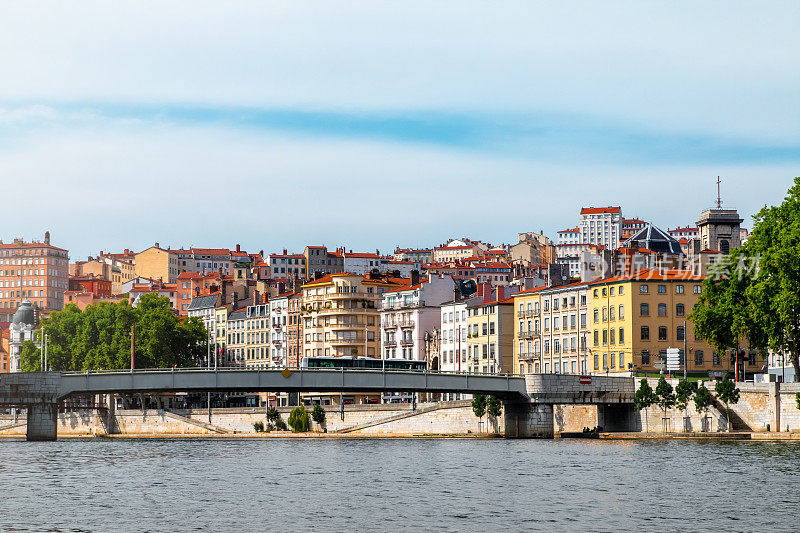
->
716, 176, 722, 208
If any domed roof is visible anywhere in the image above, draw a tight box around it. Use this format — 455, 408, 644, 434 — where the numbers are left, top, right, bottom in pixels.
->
12, 300, 37, 328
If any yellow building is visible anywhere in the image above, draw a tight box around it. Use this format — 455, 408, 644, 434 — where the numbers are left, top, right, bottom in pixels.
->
467, 295, 515, 374
135, 245, 180, 284
301, 272, 409, 360
588, 269, 761, 377
512, 283, 590, 375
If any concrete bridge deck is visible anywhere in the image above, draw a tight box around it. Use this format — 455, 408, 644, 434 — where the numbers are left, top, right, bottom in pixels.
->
0, 369, 635, 440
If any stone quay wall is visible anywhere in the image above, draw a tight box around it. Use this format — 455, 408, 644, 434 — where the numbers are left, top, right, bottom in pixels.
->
0, 401, 499, 437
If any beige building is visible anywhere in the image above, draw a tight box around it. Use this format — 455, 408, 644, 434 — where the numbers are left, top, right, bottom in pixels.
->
135, 244, 180, 283
433, 240, 486, 263
467, 292, 515, 374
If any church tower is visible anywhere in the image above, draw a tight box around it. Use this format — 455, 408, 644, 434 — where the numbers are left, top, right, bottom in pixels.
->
696, 177, 743, 254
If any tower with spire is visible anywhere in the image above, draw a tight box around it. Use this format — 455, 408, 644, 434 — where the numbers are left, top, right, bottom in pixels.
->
696, 176, 744, 254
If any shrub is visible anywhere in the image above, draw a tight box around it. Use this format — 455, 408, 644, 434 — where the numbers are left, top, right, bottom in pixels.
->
288, 405, 310, 433
266, 407, 280, 424
275, 418, 287, 431
253, 421, 264, 432
266, 423, 275, 432
311, 405, 326, 427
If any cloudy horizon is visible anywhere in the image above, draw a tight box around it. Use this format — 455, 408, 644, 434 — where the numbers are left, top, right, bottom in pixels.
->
1, 1, 798, 259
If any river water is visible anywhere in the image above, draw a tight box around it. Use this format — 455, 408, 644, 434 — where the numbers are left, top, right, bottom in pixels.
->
1, 437, 798, 532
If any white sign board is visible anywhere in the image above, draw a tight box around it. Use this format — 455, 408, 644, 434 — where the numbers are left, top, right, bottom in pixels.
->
666, 347, 681, 371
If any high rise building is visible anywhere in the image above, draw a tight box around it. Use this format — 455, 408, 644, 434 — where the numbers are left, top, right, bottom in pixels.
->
0, 232, 69, 320
579, 207, 622, 249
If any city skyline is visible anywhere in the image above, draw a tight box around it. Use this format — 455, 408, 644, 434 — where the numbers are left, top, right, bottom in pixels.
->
1, 1, 798, 259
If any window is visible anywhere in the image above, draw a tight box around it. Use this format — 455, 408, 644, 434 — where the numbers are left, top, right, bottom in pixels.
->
610, 352, 615, 368
602, 329, 608, 345
677, 326, 685, 341
619, 286, 624, 295
657, 285, 666, 294
695, 350, 704, 366
639, 284, 648, 294
610, 329, 615, 345
658, 326, 667, 341
602, 307, 607, 321
593, 330, 599, 346
593, 289, 598, 297
641, 350, 650, 365
619, 328, 624, 344
676, 303, 685, 317
619, 305, 624, 319
593, 354, 599, 370
640, 303, 649, 316
676, 285, 684, 294
694, 285, 702, 294
641, 326, 649, 341
713, 351, 721, 366
658, 303, 667, 317
619, 353, 625, 369
593, 308, 599, 322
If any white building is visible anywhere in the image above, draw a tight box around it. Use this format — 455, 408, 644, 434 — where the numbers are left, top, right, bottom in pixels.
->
269, 294, 289, 367
342, 252, 382, 275
380, 274, 457, 362
579, 207, 622, 249
8, 300, 37, 372
186, 293, 220, 367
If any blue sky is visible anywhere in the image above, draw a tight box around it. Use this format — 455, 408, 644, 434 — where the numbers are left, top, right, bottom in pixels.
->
1, 1, 798, 259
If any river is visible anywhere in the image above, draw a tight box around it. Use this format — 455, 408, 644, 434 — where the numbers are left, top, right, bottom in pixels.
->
1, 438, 798, 532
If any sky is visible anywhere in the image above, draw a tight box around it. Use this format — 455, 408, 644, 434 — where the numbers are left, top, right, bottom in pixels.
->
1, 1, 798, 260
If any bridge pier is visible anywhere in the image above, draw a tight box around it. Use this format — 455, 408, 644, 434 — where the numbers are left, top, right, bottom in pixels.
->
26, 403, 58, 441
503, 402, 554, 438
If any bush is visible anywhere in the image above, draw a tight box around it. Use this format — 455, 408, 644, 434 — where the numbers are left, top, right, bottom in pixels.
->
266, 423, 275, 432
266, 407, 280, 424
275, 419, 287, 431
253, 421, 264, 432
288, 405, 310, 433
311, 405, 326, 426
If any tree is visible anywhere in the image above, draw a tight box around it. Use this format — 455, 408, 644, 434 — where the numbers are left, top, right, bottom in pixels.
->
691, 178, 800, 378
675, 380, 694, 432
288, 405, 310, 433
715, 374, 740, 432
19, 340, 42, 372
311, 405, 326, 429
25, 295, 206, 372
472, 394, 487, 431
634, 379, 657, 432
486, 396, 502, 433
655, 377, 676, 432
694, 384, 714, 431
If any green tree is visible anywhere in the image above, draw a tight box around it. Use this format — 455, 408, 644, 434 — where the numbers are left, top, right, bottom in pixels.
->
472, 394, 487, 431
694, 384, 714, 431
715, 374, 740, 432
266, 407, 280, 424
287, 405, 310, 433
634, 379, 657, 432
655, 377, 676, 432
675, 380, 694, 431
486, 396, 502, 433
691, 178, 800, 377
24, 295, 206, 371
311, 405, 326, 429
19, 340, 42, 372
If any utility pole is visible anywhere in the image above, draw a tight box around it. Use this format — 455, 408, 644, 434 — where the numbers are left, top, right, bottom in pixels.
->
130, 324, 135, 371
683, 320, 687, 380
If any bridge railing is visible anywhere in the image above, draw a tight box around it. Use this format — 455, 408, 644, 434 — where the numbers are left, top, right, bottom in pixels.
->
59, 367, 518, 377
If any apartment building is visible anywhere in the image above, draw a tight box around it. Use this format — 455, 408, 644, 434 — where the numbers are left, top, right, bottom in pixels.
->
0, 232, 69, 316
512, 283, 589, 375
176, 272, 221, 315
304, 246, 344, 278
134, 244, 180, 283
579, 206, 622, 249
301, 272, 407, 360
433, 239, 486, 263
287, 292, 303, 367
467, 291, 515, 374
243, 303, 270, 369
269, 251, 307, 280
187, 293, 221, 367
587, 269, 761, 377
474, 262, 512, 286
393, 248, 432, 263
380, 274, 456, 361
343, 252, 382, 275
269, 294, 289, 367
68, 275, 112, 298
621, 218, 647, 241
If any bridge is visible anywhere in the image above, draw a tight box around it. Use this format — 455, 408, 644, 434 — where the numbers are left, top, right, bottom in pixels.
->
0, 369, 635, 440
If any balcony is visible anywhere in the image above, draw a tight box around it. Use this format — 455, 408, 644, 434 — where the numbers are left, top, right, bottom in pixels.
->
398, 319, 415, 329
400, 338, 414, 346
384, 340, 397, 347
318, 306, 377, 315
332, 321, 367, 329
519, 331, 534, 340
330, 337, 365, 345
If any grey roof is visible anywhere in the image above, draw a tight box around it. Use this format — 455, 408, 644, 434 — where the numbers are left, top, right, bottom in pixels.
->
186, 294, 219, 311
228, 309, 247, 321
624, 223, 683, 255
12, 300, 37, 328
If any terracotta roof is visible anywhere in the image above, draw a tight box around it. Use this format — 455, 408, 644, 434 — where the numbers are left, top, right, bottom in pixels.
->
558, 227, 580, 233
344, 252, 380, 259
701, 249, 723, 254
191, 248, 232, 256
590, 269, 705, 284
580, 206, 621, 215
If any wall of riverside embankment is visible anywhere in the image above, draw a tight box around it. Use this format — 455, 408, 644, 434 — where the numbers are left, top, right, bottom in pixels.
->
0, 401, 502, 437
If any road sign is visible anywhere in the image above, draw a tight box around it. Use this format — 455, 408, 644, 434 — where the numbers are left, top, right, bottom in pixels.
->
666, 348, 681, 371
579, 375, 592, 385
654, 362, 666, 371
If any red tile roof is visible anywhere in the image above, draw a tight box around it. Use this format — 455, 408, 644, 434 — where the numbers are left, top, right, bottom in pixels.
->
590, 269, 705, 284
580, 206, 621, 215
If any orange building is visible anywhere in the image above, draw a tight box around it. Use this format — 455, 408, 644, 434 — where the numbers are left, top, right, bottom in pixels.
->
176, 272, 222, 315
0, 232, 69, 321
69, 275, 112, 298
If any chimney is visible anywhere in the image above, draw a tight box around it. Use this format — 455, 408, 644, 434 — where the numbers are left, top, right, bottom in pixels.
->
236, 244, 241, 253
411, 270, 420, 286
496, 286, 505, 301
155, 242, 160, 249
44, 231, 50, 245
477, 281, 491, 301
